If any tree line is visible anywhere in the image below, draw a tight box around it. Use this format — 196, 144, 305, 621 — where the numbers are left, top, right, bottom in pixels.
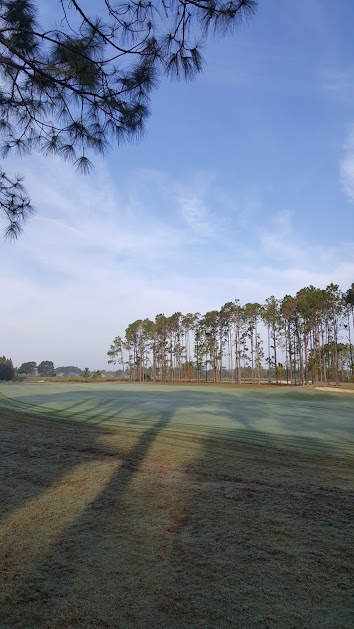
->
107, 283, 354, 385
0, 361, 107, 381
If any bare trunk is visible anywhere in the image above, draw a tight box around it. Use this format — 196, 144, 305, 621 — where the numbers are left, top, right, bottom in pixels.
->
273, 324, 278, 384
304, 333, 308, 385
348, 311, 354, 377
267, 324, 271, 384
333, 315, 339, 385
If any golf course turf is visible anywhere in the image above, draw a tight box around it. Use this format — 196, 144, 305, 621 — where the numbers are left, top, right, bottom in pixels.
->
0, 383, 353, 628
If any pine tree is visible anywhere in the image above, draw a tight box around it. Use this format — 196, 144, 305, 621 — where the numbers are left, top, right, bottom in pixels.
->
0, 0, 256, 237
0, 355, 14, 380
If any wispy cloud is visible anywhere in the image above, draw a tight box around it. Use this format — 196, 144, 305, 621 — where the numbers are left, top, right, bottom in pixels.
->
340, 125, 354, 202
259, 209, 297, 261
178, 193, 214, 237
323, 66, 354, 103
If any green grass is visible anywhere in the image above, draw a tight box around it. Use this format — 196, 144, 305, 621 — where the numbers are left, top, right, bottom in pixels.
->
0, 383, 353, 628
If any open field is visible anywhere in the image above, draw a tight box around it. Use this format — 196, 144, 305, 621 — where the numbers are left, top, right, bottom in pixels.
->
0, 383, 353, 628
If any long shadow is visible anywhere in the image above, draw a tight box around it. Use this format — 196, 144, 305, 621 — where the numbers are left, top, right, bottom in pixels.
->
2, 383, 353, 520
0, 388, 174, 527
1, 384, 354, 627
3, 384, 354, 464
0, 403, 176, 628
167, 434, 354, 628
0, 404, 117, 519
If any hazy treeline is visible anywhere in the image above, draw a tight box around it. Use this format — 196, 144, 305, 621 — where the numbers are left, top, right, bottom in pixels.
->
0, 361, 118, 381
108, 283, 354, 385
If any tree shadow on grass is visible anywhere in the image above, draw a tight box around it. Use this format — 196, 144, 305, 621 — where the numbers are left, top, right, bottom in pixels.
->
0, 405, 118, 519
1, 385, 354, 628
168, 434, 354, 629
0, 396, 178, 628
1, 384, 353, 519
2, 384, 353, 483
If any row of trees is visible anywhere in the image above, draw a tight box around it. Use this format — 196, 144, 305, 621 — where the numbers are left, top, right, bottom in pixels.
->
18, 361, 55, 376
16, 363, 104, 379
0, 362, 102, 380
107, 283, 354, 385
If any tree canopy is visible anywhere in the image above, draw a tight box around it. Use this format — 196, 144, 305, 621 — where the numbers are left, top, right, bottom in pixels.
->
18, 360, 37, 374
0, 0, 257, 238
54, 365, 82, 376
0, 355, 14, 380
82, 367, 91, 380
37, 360, 55, 376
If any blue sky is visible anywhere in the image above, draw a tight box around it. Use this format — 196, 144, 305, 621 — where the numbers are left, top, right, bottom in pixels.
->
1, 0, 354, 369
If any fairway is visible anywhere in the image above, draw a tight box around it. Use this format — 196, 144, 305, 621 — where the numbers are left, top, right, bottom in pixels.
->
1, 382, 354, 455
0, 383, 353, 628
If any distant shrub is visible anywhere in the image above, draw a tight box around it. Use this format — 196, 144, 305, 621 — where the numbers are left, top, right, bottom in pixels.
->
12, 373, 27, 382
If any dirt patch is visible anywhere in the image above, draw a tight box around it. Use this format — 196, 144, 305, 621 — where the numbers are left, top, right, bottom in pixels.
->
95, 459, 353, 502
315, 386, 354, 393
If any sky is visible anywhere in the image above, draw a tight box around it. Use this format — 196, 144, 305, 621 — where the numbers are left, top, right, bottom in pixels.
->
1, 0, 354, 369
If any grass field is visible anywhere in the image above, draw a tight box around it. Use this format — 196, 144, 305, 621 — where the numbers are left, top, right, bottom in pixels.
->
0, 383, 353, 628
